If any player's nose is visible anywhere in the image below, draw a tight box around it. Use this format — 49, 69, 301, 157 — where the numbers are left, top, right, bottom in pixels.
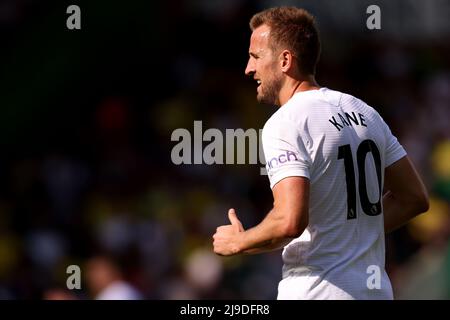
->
245, 60, 255, 76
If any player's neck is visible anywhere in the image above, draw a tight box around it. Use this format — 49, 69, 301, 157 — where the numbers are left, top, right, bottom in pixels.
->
278, 76, 320, 106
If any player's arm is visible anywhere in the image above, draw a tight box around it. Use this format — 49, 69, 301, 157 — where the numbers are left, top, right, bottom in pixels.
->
383, 156, 429, 234
213, 176, 309, 255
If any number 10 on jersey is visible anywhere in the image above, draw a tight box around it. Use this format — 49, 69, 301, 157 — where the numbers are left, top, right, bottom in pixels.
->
338, 139, 382, 219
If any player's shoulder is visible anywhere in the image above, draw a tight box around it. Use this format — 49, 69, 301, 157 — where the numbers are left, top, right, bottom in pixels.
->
321, 87, 385, 123
263, 88, 331, 133
263, 87, 385, 134
335, 89, 393, 138
270, 88, 325, 121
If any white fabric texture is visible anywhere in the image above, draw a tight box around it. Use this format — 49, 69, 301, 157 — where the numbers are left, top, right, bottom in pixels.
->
262, 88, 406, 299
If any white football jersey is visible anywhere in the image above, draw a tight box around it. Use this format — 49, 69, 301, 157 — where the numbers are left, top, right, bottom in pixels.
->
262, 87, 406, 300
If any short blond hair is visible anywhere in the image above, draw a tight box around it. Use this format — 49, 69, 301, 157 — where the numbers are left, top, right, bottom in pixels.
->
250, 7, 321, 75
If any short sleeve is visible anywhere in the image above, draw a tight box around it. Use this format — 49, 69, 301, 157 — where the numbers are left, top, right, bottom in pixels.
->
262, 117, 311, 189
380, 116, 407, 167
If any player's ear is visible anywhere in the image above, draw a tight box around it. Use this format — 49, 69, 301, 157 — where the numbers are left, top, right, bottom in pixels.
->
279, 50, 294, 72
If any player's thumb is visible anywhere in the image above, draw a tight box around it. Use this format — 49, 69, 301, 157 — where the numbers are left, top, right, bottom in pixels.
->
228, 208, 243, 231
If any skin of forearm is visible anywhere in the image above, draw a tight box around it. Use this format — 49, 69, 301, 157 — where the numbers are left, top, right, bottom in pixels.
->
383, 191, 421, 234
237, 208, 302, 254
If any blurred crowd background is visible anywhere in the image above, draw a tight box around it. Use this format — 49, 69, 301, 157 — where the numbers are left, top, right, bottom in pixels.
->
0, 0, 449, 299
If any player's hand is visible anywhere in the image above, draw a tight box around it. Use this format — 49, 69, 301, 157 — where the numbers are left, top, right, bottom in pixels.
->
213, 208, 244, 256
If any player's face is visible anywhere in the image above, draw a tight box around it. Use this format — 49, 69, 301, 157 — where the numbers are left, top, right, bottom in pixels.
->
245, 25, 283, 106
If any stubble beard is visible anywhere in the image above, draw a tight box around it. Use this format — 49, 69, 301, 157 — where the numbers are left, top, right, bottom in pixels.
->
257, 72, 283, 106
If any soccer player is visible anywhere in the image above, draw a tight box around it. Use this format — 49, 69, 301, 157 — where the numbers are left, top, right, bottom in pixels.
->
212, 7, 429, 299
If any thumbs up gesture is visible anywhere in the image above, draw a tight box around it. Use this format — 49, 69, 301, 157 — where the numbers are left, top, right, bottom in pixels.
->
213, 208, 244, 256
227, 208, 244, 232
